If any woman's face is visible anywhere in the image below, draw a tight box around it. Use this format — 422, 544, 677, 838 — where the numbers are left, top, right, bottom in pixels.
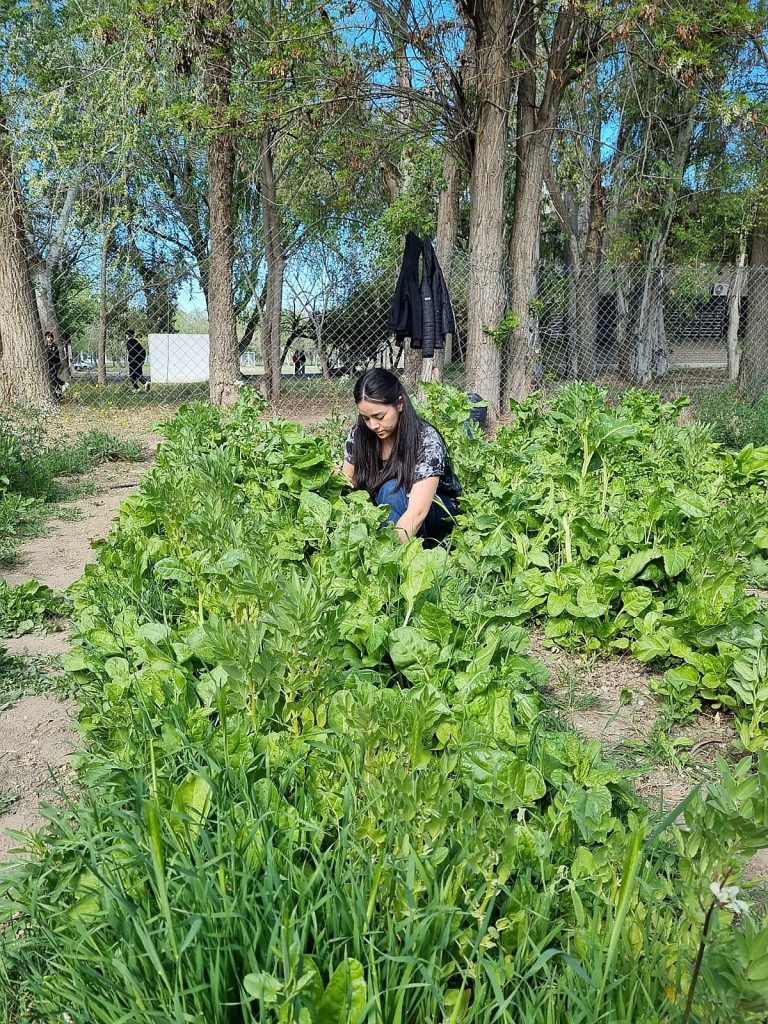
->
357, 397, 402, 442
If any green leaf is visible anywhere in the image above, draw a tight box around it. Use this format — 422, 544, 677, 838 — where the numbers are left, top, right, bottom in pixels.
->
317, 959, 366, 1024
547, 591, 569, 617
388, 626, 439, 683
400, 546, 449, 612
617, 549, 661, 582
620, 586, 653, 617
570, 785, 613, 839
243, 972, 283, 1004
171, 774, 213, 838
675, 488, 710, 518
632, 634, 669, 662
662, 548, 691, 577
575, 583, 609, 618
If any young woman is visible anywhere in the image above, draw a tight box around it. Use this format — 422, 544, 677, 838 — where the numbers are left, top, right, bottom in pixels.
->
341, 368, 461, 543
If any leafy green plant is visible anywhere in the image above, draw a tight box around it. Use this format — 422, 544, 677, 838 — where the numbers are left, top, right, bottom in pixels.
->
0, 581, 69, 638
694, 385, 768, 450
1, 389, 767, 1023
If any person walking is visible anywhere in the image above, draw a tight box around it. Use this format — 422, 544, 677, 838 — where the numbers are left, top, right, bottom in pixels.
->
126, 329, 150, 392
44, 331, 63, 400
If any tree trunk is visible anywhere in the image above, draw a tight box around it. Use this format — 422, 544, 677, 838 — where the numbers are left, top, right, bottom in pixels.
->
614, 267, 633, 379
97, 229, 109, 384
462, 2, 514, 419
260, 126, 284, 399
0, 102, 51, 408
633, 105, 696, 383
503, 0, 579, 408
727, 253, 747, 382
738, 209, 768, 401
635, 264, 669, 383
432, 148, 461, 382
205, 0, 240, 407
403, 337, 423, 392
31, 182, 77, 381
574, 155, 604, 378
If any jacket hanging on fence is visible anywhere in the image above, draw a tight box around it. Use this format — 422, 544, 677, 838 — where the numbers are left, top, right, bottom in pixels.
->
418, 237, 455, 358
388, 231, 423, 346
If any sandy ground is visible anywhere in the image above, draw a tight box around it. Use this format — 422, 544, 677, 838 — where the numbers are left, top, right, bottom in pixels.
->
0, 460, 148, 861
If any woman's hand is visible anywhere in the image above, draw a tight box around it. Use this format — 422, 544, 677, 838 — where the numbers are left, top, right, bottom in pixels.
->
394, 477, 439, 543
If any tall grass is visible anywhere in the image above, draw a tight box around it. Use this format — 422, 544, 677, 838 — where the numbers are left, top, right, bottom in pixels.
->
0, 746, 693, 1024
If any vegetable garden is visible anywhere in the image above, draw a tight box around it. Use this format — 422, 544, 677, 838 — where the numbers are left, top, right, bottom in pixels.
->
2, 383, 768, 1022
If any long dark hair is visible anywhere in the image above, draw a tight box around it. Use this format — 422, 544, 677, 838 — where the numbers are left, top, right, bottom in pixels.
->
351, 368, 422, 495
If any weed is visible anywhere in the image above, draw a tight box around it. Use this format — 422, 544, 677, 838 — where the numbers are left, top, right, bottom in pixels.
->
0, 649, 65, 711
0, 791, 19, 815
694, 384, 768, 449
545, 665, 603, 713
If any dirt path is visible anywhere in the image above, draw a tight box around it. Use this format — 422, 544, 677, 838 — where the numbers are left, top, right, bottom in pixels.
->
0, 459, 150, 861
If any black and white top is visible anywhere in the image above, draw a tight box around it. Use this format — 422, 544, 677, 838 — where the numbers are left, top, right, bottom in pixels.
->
344, 420, 462, 498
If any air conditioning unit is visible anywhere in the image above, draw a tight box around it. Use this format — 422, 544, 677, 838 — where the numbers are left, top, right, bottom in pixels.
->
712, 282, 729, 297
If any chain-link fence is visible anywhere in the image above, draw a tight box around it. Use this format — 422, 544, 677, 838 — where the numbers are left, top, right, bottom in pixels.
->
31, 252, 768, 421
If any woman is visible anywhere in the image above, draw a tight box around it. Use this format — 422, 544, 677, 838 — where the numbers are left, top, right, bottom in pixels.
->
341, 368, 460, 543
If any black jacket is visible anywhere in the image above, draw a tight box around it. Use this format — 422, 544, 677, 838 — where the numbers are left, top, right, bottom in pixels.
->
418, 238, 455, 358
126, 336, 146, 365
387, 232, 423, 345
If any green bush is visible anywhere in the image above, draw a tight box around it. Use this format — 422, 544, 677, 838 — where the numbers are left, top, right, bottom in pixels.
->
0, 413, 144, 566
694, 385, 768, 449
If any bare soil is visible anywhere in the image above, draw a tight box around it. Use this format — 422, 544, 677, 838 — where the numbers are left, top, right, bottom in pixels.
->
0, 695, 77, 860
0, 459, 148, 861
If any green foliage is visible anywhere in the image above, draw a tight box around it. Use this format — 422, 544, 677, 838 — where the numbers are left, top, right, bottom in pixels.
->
694, 385, 768, 449
1, 390, 767, 1022
451, 382, 768, 748
0, 581, 69, 639
0, 647, 65, 713
482, 310, 521, 348
0, 411, 144, 567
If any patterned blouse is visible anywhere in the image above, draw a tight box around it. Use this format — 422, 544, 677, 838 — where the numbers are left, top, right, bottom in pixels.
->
344, 420, 462, 498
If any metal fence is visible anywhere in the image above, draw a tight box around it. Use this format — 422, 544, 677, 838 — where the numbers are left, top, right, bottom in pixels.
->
36, 254, 768, 420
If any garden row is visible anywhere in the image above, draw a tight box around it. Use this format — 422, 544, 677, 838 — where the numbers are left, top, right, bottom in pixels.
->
1, 386, 767, 1022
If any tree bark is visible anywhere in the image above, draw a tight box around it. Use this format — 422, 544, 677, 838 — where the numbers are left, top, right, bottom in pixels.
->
260, 126, 284, 399
97, 228, 109, 385
32, 183, 78, 381
633, 104, 696, 383
204, 0, 240, 407
0, 101, 51, 408
461, 2, 514, 419
432, 148, 461, 382
503, 0, 580, 407
727, 252, 747, 382
738, 209, 768, 401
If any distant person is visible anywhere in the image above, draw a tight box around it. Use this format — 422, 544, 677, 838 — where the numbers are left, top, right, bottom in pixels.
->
126, 329, 149, 392
292, 349, 299, 375
297, 349, 307, 376
44, 331, 63, 400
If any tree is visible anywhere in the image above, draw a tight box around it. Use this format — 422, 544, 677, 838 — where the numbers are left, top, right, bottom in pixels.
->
503, 1, 602, 407
737, 206, 768, 399
460, 0, 514, 419
0, 98, 51, 407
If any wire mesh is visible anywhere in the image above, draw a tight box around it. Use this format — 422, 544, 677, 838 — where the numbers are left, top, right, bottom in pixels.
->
25, 253, 768, 420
